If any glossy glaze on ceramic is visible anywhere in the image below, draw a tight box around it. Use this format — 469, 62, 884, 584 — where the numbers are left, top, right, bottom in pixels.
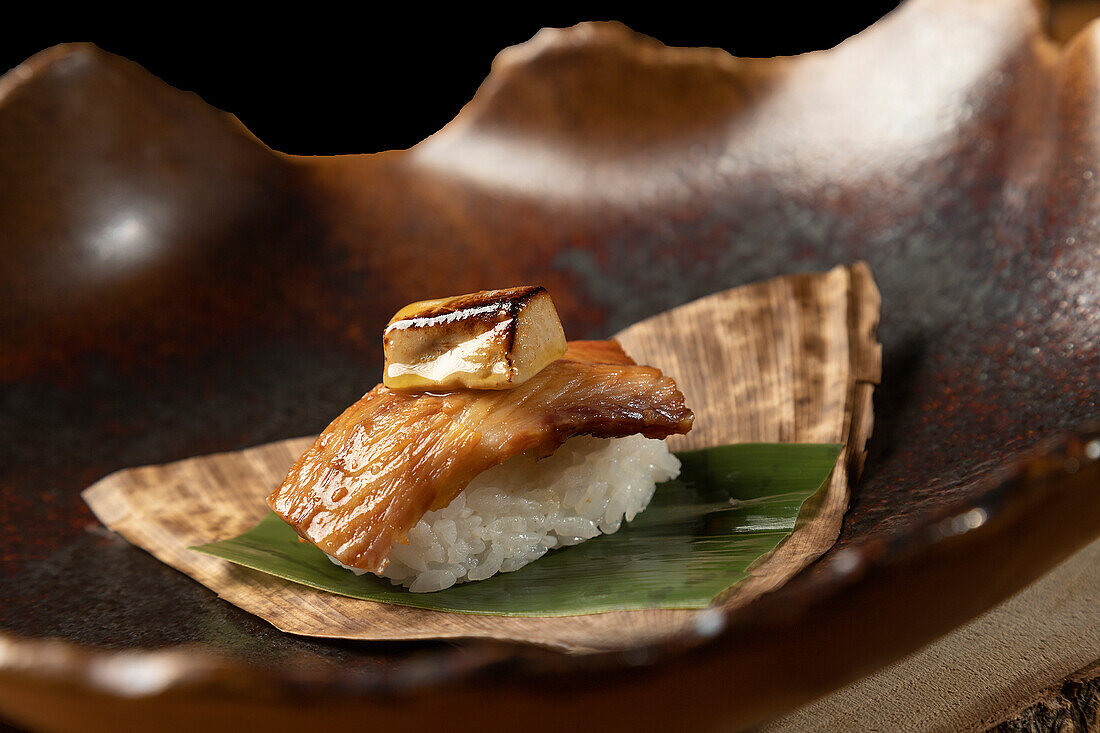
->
0, 0, 1098, 729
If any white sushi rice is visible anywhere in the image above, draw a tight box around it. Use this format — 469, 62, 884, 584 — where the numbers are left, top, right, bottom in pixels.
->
326, 434, 680, 592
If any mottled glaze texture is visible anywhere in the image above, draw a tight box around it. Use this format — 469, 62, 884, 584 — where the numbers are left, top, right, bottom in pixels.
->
1, 0, 1099, 730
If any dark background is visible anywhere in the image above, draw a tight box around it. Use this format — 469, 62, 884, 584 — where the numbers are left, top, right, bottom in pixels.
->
1, 5, 901, 155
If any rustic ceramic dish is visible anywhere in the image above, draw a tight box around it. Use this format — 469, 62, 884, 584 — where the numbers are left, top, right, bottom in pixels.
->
1, 0, 1099, 730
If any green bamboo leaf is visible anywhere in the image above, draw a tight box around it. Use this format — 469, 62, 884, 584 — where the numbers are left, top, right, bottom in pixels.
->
192, 443, 841, 616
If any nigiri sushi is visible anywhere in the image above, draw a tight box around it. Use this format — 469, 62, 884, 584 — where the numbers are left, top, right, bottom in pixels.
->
268, 290, 694, 592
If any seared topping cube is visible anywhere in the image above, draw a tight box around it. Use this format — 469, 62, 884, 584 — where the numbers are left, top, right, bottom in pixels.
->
383, 286, 568, 391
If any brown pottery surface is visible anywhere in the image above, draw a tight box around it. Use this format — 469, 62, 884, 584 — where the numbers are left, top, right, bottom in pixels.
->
0, 0, 1098, 730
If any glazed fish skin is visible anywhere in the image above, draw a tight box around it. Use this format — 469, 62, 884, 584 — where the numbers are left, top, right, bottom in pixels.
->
268, 340, 694, 574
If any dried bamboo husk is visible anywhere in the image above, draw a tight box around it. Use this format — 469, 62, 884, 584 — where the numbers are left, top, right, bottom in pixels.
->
83, 263, 880, 653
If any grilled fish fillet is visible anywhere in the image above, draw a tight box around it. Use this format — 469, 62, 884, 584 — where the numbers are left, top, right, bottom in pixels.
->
268, 340, 694, 573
